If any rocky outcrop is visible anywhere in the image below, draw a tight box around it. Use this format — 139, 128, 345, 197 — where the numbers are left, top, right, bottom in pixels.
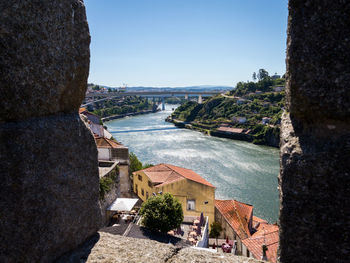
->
0, 1, 100, 262
58, 232, 265, 263
0, 0, 90, 122
279, 1, 350, 262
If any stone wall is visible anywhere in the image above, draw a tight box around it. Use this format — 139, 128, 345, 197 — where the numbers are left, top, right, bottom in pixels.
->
279, 1, 350, 262
58, 232, 265, 263
0, 1, 100, 262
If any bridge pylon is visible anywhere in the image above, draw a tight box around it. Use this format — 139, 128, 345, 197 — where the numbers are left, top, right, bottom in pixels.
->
162, 97, 165, 110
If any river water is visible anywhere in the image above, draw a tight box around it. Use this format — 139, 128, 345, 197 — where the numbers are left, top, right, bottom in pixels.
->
105, 104, 280, 223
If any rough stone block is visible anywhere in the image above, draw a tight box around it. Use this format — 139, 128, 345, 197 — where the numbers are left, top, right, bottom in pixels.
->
286, 0, 350, 123
0, 114, 101, 262
278, 113, 350, 263
0, 0, 90, 122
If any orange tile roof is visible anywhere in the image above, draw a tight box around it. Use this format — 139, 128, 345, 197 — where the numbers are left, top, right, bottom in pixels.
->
215, 199, 253, 239
95, 137, 126, 149
136, 164, 215, 188
143, 171, 174, 183
164, 164, 215, 187
252, 216, 268, 226
217, 127, 244, 133
79, 107, 87, 114
242, 224, 279, 263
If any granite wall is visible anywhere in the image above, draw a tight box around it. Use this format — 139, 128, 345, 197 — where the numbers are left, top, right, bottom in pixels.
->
278, 1, 350, 262
0, 1, 101, 262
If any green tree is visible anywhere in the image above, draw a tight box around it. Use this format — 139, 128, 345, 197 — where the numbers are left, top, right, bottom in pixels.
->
252, 72, 257, 82
140, 193, 184, 233
142, 163, 154, 169
129, 152, 143, 173
209, 221, 222, 246
257, 69, 269, 80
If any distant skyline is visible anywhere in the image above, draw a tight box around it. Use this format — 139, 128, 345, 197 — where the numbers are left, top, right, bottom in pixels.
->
84, 0, 288, 87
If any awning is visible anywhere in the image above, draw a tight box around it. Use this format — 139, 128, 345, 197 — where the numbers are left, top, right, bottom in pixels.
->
107, 198, 139, 212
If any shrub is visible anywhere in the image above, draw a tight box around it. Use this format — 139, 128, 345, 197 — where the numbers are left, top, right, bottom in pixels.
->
140, 193, 183, 233
99, 176, 115, 200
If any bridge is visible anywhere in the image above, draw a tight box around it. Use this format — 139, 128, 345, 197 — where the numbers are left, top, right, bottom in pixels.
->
82, 90, 222, 110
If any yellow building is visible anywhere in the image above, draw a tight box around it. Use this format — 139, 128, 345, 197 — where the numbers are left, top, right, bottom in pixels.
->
133, 163, 215, 226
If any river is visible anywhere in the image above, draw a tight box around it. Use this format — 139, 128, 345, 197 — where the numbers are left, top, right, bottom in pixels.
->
105, 104, 280, 223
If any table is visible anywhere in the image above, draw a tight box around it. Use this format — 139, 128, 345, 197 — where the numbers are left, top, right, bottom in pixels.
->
194, 219, 200, 225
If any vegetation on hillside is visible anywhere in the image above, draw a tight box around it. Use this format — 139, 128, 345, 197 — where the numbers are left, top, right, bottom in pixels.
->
92, 96, 157, 118
170, 69, 285, 147
140, 193, 184, 233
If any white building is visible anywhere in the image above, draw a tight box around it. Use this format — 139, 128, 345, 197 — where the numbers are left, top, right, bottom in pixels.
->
232, 116, 247, 124
96, 137, 129, 164
274, 86, 285, 92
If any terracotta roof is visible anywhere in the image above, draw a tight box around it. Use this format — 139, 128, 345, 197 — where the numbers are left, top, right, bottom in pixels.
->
217, 127, 244, 134
79, 107, 87, 113
215, 199, 253, 239
95, 137, 126, 149
242, 224, 279, 263
143, 171, 174, 184
164, 164, 215, 188
252, 216, 268, 226
136, 164, 215, 188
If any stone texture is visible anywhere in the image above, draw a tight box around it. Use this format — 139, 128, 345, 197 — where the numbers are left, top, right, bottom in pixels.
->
286, 1, 350, 123
0, 114, 101, 262
0, 0, 90, 122
279, 1, 350, 262
0, 0, 100, 261
119, 164, 133, 197
58, 232, 265, 263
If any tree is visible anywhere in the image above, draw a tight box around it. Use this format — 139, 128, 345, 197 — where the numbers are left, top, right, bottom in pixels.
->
129, 152, 143, 173
252, 72, 257, 82
140, 193, 183, 233
257, 69, 269, 80
209, 221, 222, 246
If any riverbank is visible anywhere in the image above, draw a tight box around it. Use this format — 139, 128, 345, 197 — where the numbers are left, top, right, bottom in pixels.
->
166, 117, 278, 148
104, 105, 279, 223
102, 109, 160, 122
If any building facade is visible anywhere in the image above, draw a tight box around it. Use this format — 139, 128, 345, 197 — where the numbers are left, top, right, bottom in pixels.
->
215, 199, 279, 262
133, 164, 215, 226
95, 137, 129, 164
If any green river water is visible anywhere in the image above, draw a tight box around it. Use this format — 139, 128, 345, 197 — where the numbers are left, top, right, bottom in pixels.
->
105, 104, 280, 223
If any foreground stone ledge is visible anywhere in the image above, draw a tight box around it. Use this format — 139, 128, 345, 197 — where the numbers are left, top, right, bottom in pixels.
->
59, 232, 266, 263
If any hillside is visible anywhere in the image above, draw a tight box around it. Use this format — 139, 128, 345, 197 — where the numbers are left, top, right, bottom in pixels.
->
91, 96, 158, 118
169, 77, 285, 147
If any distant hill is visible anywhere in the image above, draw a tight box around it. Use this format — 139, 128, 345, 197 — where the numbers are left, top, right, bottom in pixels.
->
93, 85, 233, 93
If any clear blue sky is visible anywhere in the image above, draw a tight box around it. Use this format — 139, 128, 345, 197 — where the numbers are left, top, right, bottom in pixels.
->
84, 0, 288, 87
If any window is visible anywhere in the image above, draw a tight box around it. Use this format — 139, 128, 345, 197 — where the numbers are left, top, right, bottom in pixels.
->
146, 192, 149, 199
135, 184, 138, 195
187, 200, 195, 211
148, 180, 152, 187
138, 174, 142, 181
141, 188, 144, 196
